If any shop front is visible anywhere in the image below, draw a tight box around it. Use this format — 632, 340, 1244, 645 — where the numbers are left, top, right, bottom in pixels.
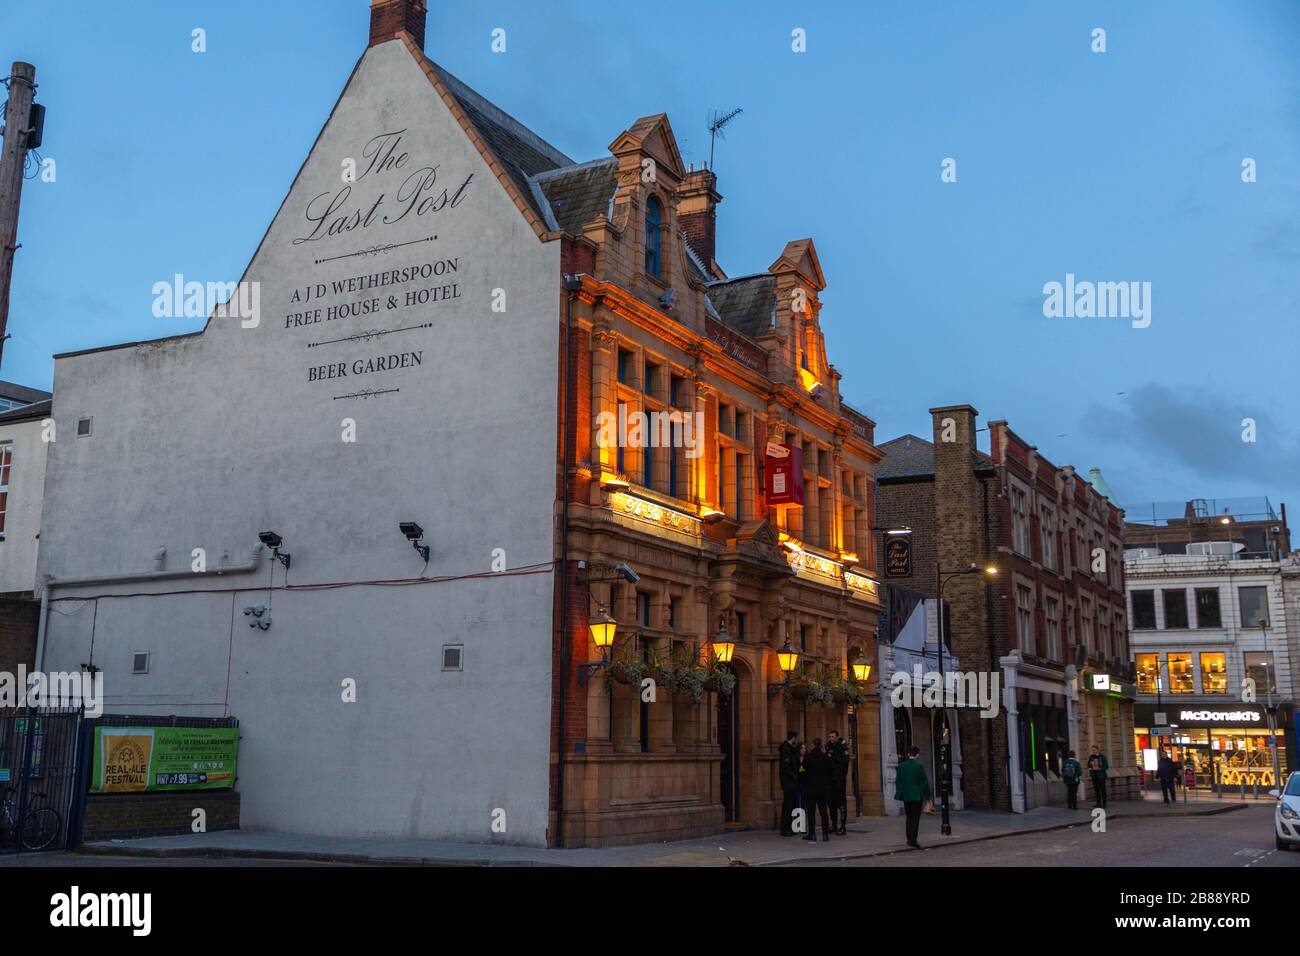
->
1133, 702, 1295, 794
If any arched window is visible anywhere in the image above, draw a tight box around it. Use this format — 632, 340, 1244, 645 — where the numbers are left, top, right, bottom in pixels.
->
644, 195, 662, 278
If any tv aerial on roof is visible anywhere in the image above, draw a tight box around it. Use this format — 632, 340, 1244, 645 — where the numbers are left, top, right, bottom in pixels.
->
707, 107, 744, 171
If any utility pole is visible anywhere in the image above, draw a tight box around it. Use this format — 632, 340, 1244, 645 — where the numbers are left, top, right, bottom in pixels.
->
0, 61, 39, 370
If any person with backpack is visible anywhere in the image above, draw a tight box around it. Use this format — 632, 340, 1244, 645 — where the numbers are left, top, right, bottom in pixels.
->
1087, 744, 1109, 808
1061, 749, 1082, 809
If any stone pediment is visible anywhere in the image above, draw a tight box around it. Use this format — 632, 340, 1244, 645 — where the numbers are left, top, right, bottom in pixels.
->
729, 519, 792, 574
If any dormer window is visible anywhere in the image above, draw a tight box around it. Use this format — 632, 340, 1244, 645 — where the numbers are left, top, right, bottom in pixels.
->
644, 195, 662, 278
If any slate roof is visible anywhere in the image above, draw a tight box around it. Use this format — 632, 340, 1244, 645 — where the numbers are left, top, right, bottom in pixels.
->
876, 434, 995, 480
534, 158, 618, 233
704, 274, 775, 339
425, 58, 575, 226
0, 398, 52, 426
0, 381, 52, 407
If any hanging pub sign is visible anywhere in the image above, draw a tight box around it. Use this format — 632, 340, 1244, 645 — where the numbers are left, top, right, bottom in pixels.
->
764, 442, 804, 506
885, 537, 912, 577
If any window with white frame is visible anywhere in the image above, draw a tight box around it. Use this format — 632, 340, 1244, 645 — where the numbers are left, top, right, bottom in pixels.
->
1011, 484, 1031, 556
1045, 596, 1061, 660
1015, 584, 1035, 653
0, 443, 10, 537
1040, 505, 1057, 570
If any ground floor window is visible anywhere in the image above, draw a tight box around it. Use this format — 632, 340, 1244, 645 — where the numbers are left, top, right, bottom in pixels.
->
1134, 727, 1291, 789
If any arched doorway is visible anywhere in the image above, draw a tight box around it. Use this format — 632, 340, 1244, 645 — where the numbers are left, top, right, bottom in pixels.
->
894, 708, 912, 763
717, 663, 740, 822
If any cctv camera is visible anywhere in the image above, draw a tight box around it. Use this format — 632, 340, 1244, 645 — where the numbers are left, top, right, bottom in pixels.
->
616, 563, 639, 584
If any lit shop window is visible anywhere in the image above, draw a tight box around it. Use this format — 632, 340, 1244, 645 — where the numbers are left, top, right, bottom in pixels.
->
1199, 652, 1228, 695
1167, 653, 1195, 694
1136, 654, 1159, 694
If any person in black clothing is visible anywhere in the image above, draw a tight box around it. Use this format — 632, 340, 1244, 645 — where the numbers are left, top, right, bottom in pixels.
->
1157, 750, 1178, 805
777, 731, 800, 835
799, 737, 834, 841
826, 730, 850, 835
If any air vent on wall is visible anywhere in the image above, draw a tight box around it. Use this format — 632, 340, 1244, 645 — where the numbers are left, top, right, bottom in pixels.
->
132, 652, 150, 675
441, 645, 463, 671
77, 417, 92, 437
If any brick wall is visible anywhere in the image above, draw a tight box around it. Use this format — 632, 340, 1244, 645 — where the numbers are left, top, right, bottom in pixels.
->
0, 596, 38, 678
81, 791, 240, 842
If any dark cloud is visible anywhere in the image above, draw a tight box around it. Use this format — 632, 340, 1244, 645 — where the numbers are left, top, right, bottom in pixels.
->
1079, 384, 1300, 500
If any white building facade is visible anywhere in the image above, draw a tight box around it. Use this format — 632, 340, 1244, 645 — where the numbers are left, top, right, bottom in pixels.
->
0, 396, 51, 595
1126, 547, 1296, 793
37, 22, 563, 844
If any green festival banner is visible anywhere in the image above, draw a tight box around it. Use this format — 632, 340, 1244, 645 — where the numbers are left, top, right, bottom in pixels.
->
91, 727, 238, 793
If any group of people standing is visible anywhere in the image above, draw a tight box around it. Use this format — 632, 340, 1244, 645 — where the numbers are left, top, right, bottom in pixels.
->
1060, 745, 1110, 810
777, 730, 851, 841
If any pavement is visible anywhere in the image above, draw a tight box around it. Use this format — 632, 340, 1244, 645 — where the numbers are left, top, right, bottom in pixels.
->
70, 794, 1248, 867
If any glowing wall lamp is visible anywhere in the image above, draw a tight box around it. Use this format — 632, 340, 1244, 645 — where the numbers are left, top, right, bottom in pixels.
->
712, 624, 737, 664
851, 655, 872, 684
768, 640, 801, 698
579, 608, 618, 685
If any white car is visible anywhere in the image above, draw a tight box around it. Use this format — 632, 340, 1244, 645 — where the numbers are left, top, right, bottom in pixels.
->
1270, 772, 1300, 851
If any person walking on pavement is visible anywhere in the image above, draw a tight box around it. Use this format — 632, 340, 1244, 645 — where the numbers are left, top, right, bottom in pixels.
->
826, 730, 850, 835
1087, 744, 1109, 808
1061, 749, 1082, 809
1157, 750, 1178, 805
777, 731, 800, 835
894, 746, 931, 848
799, 738, 834, 842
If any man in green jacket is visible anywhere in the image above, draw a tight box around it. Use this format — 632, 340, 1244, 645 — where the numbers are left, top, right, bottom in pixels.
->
894, 746, 931, 848
1087, 745, 1109, 808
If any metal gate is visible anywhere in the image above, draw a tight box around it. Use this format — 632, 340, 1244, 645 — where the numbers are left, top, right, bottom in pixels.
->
0, 708, 84, 854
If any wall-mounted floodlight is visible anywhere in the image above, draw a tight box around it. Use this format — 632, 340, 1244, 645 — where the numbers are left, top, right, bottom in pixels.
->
259, 531, 291, 571
614, 562, 639, 584
400, 522, 431, 562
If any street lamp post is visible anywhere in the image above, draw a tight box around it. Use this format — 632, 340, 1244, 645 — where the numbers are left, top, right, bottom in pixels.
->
1260, 622, 1282, 790
933, 560, 998, 836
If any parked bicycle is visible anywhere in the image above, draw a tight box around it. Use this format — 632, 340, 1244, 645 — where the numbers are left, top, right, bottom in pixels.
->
0, 785, 62, 850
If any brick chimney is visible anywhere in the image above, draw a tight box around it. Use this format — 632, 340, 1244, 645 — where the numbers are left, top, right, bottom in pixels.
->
677, 166, 722, 273
370, 0, 427, 50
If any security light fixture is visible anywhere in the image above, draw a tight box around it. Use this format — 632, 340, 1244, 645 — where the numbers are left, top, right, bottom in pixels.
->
400, 522, 431, 562
700, 507, 726, 524
599, 472, 631, 490
259, 531, 291, 571
615, 562, 639, 584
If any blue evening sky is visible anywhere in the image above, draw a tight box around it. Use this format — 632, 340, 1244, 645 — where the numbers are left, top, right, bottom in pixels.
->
2, 0, 1297, 519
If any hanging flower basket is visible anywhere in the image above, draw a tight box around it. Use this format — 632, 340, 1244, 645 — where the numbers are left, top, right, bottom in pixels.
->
605, 660, 645, 687
703, 669, 736, 698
